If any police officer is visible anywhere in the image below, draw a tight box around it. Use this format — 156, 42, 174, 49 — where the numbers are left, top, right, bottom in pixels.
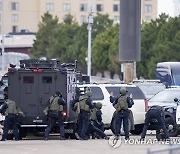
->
44, 91, 66, 140
90, 102, 104, 132
87, 102, 109, 139
76, 87, 94, 140
110, 87, 134, 140
0, 87, 23, 141
140, 105, 170, 140
71, 87, 81, 139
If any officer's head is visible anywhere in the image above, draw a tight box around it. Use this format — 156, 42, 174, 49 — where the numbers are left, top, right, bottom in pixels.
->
55, 91, 62, 97
84, 86, 92, 97
4, 87, 8, 99
95, 102, 102, 109
119, 87, 127, 95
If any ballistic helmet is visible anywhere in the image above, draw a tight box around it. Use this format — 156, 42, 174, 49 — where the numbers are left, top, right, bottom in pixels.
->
119, 87, 127, 95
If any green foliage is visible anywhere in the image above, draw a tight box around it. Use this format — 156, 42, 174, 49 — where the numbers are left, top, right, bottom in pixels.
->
92, 24, 120, 74
92, 13, 113, 39
137, 14, 180, 79
30, 12, 59, 58
31, 12, 180, 79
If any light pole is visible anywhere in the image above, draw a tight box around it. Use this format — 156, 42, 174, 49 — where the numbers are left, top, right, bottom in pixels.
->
1, 0, 5, 74
87, 0, 93, 77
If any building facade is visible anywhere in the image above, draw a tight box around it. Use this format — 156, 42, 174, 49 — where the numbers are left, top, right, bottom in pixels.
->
0, 0, 157, 34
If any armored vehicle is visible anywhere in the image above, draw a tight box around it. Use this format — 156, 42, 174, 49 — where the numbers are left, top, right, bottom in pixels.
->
7, 59, 78, 138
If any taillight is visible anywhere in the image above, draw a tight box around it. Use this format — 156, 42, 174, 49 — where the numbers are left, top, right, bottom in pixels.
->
62, 111, 67, 117
145, 99, 148, 112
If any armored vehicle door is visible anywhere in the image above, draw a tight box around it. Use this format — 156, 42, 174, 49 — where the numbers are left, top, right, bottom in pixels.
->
38, 72, 57, 116
19, 72, 57, 122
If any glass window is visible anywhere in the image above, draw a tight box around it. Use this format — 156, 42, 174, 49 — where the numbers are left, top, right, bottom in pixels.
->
150, 90, 180, 103
12, 14, 18, 22
145, 16, 151, 21
80, 4, 87, 12
23, 76, 34, 84
113, 4, 119, 12
91, 87, 104, 100
145, 4, 152, 13
63, 3, 71, 12
12, 26, 18, 33
96, 4, 104, 12
42, 76, 52, 84
105, 86, 145, 100
114, 16, 119, 23
46, 3, 54, 12
11, 2, 19, 10
80, 15, 87, 23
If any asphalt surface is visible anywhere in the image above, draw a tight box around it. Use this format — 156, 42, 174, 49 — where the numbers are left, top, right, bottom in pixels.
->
0, 131, 178, 154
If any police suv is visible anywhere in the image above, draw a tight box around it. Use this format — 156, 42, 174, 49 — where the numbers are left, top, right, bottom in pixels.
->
78, 83, 148, 135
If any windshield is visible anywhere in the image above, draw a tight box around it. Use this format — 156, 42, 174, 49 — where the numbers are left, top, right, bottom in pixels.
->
172, 66, 180, 85
137, 84, 165, 95
149, 90, 180, 103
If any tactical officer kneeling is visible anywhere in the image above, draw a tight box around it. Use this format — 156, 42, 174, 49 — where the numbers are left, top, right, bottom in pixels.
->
44, 91, 66, 140
141, 105, 170, 140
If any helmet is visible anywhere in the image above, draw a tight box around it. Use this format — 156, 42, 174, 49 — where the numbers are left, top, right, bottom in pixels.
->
84, 87, 92, 97
120, 87, 127, 95
95, 102, 102, 109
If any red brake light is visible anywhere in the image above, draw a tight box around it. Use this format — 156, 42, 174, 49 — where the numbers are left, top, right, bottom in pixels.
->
32, 69, 43, 72
62, 111, 67, 117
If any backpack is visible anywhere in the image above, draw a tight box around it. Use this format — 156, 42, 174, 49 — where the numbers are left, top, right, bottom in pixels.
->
114, 95, 128, 111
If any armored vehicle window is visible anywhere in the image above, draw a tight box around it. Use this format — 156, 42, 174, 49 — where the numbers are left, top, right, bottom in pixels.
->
90, 87, 104, 100
42, 76, 52, 84
23, 76, 34, 84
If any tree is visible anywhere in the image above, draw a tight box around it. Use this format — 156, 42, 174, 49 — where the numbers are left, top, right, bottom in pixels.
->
137, 14, 180, 79
30, 12, 59, 58
92, 24, 120, 77
92, 13, 113, 40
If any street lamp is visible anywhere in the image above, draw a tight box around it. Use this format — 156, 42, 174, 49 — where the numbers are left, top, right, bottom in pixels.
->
87, 0, 93, 77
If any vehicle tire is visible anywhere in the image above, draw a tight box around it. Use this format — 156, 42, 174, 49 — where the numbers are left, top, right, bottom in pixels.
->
165, 117, 178, 137
110, 117, 131, 135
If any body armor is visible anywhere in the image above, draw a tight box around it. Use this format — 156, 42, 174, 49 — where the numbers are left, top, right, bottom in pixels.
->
49, 96, 63, 112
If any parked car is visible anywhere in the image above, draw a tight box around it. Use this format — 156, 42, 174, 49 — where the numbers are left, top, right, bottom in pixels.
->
132, 80, 166, 100
148, 88, 180, 137
78, 83, 147, 135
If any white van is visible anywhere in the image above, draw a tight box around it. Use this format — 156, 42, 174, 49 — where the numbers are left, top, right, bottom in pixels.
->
78, 83, 147, 135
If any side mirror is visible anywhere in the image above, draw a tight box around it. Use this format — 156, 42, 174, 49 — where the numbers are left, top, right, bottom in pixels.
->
174, 98, 179, 103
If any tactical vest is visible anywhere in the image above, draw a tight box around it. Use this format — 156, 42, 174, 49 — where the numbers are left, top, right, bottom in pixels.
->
90, 108, 98, 121
78, 95, 90, 112
114, 95, 128, 111
49, 96, 63, 112
5, 99, 18, 115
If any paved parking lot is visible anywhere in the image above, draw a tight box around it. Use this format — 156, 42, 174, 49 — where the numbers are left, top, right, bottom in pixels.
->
0, 132, 177, 154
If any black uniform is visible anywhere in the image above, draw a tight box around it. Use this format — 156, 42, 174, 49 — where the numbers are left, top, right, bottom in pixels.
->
0, 100, 19, 141
78, 97, 94, 140
141, 105, 169, 140
44, 92, 66, 140
110, 93, 134, 139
